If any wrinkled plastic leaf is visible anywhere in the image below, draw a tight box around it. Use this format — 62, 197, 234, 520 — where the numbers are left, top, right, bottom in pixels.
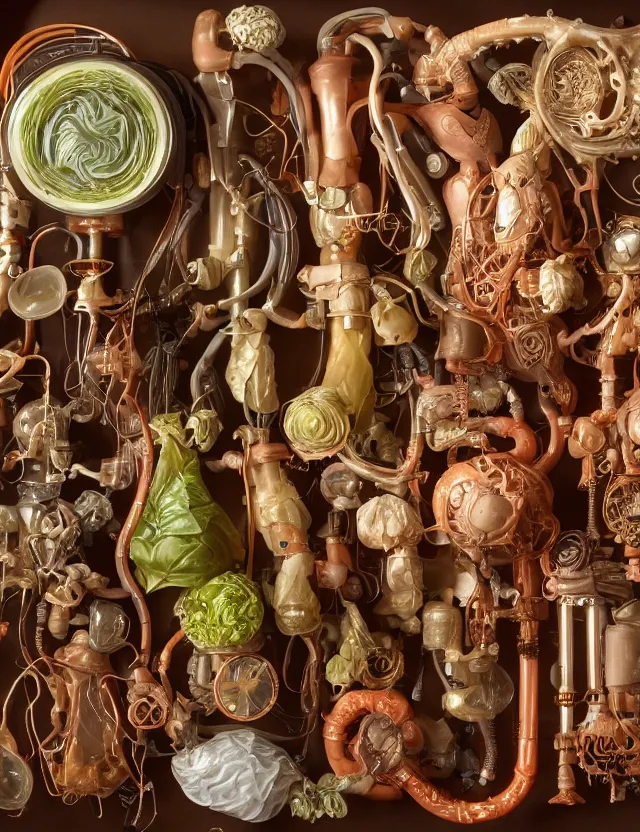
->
131, 425, 243, 592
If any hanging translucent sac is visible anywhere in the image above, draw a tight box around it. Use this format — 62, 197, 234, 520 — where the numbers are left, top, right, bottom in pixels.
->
130, 420, 244, 592
0, 726, 32, 812
442, 662, 514, 722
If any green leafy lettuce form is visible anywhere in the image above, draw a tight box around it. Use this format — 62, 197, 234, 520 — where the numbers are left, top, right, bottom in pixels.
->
178, 571, 264, 649
130, 414, 243, 592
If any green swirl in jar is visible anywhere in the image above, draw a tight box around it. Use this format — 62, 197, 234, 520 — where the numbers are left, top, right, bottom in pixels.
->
8, 59, 172, 214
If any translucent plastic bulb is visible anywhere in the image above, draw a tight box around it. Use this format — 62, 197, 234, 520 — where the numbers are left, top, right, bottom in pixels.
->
0, 727, 32, 811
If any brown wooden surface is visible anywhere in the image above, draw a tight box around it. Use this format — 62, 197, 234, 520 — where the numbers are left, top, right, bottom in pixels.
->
0, 1, 636, 831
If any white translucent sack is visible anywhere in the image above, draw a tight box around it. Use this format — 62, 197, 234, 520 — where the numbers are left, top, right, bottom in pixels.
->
172, 729, 300, 822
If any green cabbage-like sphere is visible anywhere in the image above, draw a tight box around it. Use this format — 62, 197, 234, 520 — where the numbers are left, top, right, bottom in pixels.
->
283, 386, 350, 460
179, 572, 264, 649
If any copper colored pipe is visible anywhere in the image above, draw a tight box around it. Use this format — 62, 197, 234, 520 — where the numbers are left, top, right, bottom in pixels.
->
324, 557, 542, 821
16, 225, 84, 357
158, 628, 185, 701
464, 417, 537, 466
296, 75, 321, 185
318, 13, 421, 49
17, 226, 64, 357
16, 321, 34, 357
192, 10, 233, 73
308, 54, 360, 188
535, 395, 569, 475
115, 395, 153, 667
318, 538, 352, 589
323, 688, 409, 801
326, 539, 352, 569
398, 629, 538, 822
0, 26, 76, 98
114, 191, 183, 667
0, 24, 132, 100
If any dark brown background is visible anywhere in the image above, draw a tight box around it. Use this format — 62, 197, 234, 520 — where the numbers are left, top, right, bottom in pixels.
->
0, 1, 635, 831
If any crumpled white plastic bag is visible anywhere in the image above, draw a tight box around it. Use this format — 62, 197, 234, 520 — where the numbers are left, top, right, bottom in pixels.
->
356, 493, 423, 551
172, 730, 300, 822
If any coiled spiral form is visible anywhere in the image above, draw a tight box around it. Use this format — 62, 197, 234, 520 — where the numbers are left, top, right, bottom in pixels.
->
549, 530, 591, 573
283, 386, 351, 460
8, 59, 173, 215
